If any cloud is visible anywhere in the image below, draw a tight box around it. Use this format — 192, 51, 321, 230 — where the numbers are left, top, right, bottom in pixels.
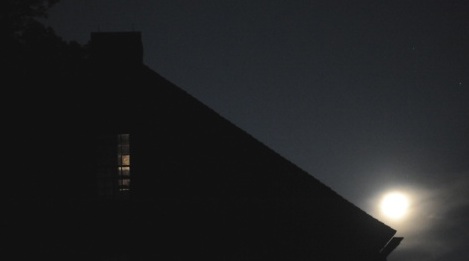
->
387, 170, 469, 261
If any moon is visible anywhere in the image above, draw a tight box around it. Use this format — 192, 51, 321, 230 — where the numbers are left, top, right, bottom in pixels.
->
380, 191, 410, 220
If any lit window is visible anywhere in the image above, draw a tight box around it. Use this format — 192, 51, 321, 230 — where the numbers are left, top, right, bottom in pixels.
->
120, 155, 130, 166
96, 134, 131, 199
117, 134, 130, 195
118, 167, 130, 177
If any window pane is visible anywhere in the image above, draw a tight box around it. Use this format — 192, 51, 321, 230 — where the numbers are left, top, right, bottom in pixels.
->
119, 178, 130, 187
118, 166, 130, 177
121, 155, 130, 166
118, 144, 130, 155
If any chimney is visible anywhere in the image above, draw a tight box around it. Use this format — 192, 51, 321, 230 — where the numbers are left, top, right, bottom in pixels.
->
90, 31, 144, 68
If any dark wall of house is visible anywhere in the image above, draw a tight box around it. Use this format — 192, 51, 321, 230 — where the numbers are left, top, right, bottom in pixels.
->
4, 31, 397, 261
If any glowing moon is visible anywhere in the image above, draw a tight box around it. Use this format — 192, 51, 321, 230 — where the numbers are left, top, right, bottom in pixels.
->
380, 192, 409, 219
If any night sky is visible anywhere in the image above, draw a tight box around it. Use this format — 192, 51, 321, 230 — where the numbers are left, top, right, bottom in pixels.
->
45, 1, 469, 260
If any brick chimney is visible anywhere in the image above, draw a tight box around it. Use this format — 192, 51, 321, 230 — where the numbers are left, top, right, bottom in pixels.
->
90, 31, 144, 68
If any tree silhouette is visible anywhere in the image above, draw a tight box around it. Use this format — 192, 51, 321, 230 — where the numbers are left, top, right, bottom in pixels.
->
2, 0, 59, 31
2, 0, 86, 81
3, 0, 88, 203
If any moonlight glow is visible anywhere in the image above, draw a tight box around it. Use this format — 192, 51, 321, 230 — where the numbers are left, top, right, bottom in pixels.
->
380, 192, 410, 219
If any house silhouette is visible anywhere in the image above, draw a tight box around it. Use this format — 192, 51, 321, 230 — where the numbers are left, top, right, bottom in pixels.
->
5, 31, 401, 261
